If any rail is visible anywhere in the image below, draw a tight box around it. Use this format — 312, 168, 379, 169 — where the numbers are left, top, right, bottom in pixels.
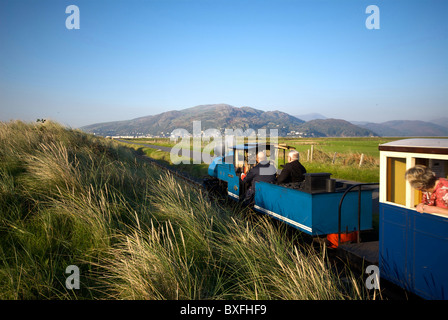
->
337, 182, 379, 246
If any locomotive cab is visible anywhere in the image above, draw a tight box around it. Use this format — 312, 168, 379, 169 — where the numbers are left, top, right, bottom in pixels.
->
207, 142, 295, 200
234, 143, 296, 176
378, 138, 448, 300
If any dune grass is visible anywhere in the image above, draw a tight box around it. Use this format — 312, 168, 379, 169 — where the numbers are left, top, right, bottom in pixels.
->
0, 121, 373, 300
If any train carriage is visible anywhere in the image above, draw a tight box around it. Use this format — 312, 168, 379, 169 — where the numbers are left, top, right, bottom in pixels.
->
378, 138, 448, 300
207, 142, 375, 237
253, 176, 374, 236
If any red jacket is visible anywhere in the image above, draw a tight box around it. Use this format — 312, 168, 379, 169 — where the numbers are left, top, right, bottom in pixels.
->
422, 178, 448, 208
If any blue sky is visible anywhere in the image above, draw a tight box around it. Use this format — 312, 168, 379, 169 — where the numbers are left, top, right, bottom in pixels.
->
0, 0, 447, 128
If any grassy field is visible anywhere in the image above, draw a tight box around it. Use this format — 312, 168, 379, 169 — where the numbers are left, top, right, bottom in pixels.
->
0, 121, 374, 300
126, 136, 395, 155
283, 137, 396, 157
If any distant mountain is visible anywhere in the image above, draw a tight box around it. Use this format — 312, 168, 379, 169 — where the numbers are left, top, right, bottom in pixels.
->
82, 104, 448, 138
294, 113, 327, 122
430, 117, 448, 130
295, 119, 377, 137
81, 104, 306, 137
358, 120, 448, 137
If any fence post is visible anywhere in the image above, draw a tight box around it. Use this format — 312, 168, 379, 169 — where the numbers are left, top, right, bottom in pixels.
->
310, 145, 314, 162
332, 152, 337, 164
359, 153, 364, 167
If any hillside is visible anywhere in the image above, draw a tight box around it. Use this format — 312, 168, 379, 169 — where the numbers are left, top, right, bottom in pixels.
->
359, 120, 448, 137
429, 117, 448, 130
81, 104, 377, 138
81, 104, 306, 137
295, 118, 377, 137
293, 113, 327, 122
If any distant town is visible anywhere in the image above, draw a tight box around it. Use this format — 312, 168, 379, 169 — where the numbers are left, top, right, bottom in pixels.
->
104, 129, 314, 140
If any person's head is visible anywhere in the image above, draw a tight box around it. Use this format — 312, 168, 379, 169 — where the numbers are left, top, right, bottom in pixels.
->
405, 165, 438, 192
256, 151, 267, 163
288, 150, 299, 162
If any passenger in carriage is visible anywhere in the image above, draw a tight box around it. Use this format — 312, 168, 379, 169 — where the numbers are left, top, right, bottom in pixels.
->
242, 151, 276, 205
405, 165, 448, 217
277, 150, 307, 184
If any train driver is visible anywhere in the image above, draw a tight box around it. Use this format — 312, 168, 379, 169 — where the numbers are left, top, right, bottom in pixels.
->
405, 165, 448, 217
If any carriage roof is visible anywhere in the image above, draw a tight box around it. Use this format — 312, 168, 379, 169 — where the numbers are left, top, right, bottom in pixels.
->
379, 138, 448, 155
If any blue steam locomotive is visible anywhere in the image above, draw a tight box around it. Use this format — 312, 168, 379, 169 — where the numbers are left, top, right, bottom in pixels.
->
206, 139, 448, 300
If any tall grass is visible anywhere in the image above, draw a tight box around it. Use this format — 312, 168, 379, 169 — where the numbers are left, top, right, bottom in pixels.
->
95, 173, 368, 300
0, 120, 154, 298
0, 121, 373, 300
216, 217, 358, 300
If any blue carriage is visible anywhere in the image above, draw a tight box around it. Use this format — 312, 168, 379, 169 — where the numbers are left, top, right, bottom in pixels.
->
253, 178, 373, 236
207, 142, 374, 236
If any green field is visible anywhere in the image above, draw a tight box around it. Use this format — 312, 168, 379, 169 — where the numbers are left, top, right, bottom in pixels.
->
282, 137, 397, 157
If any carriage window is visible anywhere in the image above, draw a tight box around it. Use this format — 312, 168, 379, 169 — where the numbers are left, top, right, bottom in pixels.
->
428, 159, 448, 179
387, 157, 406, 206
412, 158, 448, 207
413, 188, 423, 207
410, 158, 428, 207
234, 150, 245, 170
